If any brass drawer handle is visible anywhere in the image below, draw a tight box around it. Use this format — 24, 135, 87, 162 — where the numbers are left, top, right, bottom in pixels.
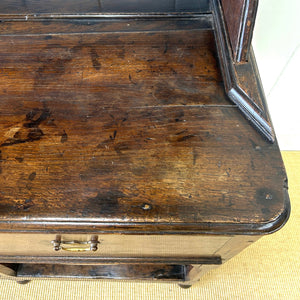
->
51, 236, 99, 252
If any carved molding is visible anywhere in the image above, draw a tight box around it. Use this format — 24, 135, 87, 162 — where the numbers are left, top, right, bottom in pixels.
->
212, 0, 275, 143
220, 0, 258, 62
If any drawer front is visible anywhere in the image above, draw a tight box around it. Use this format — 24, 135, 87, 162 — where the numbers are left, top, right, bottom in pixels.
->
0, 233, 258, 263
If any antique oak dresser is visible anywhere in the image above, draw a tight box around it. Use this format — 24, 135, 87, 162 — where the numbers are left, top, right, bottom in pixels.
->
0, 0, 290, 287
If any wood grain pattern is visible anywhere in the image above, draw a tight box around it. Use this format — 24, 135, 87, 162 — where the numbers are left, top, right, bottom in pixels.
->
0, 19, 288, 234
221, 0, 258, 62
235, 48, 264, 110
0, 0, 210, 15
0, 16, 212, 35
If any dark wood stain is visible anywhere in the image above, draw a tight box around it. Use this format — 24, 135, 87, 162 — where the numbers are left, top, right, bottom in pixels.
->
25, 109, 51, 127
61, 131, 68, 143
85, 190, 124, 215
90, 48, 102, 71
176, 134, 196, 142
1, 109, 51, 147
15, 157, 24, 163
28, 172, 36, 181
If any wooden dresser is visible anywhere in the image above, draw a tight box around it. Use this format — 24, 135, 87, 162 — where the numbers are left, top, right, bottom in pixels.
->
0, 0, 290, 287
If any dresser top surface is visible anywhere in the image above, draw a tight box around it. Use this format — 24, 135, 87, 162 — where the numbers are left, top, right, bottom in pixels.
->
0, 17, 289, 234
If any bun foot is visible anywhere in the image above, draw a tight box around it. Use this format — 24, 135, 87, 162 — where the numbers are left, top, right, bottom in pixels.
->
179, 284, 192, 289
17, 280, 31, 285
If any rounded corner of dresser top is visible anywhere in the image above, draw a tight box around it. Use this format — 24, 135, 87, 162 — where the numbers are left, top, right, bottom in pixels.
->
256, 188, 291, 235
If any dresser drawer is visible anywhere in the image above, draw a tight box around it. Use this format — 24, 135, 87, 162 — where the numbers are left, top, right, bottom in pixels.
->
0, 233, 257, 263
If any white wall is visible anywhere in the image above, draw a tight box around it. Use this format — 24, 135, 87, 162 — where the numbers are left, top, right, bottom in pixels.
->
253, 0, 300, 150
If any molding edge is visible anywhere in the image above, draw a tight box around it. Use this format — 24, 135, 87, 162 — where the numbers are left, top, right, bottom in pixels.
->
212, 0, 275, 143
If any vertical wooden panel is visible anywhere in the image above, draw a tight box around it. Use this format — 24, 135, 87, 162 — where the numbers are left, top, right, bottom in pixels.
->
221, 0, 258, 62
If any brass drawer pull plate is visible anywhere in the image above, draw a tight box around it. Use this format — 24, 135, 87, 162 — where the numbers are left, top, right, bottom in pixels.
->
51, 236, 99, 252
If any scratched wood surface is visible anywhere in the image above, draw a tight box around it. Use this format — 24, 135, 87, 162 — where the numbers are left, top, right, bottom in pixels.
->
0, 0, 210, 14
0, 18, 288, 233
